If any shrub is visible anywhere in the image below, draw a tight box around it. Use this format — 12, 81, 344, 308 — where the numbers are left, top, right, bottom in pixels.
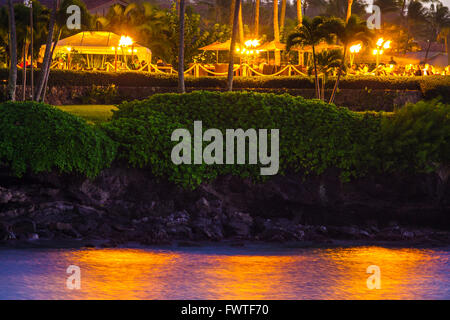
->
2, 68, 447, 93
378, 100, 450, 173
103, 91, 382, 188
0, 101, 117, 178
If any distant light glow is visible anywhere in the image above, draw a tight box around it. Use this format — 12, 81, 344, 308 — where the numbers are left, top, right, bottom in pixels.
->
349, 43, 362, 53
376, 38, 384, 47
119, 36, 133, 47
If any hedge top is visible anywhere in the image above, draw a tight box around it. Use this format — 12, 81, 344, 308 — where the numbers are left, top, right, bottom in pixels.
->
0, 101, 117, 178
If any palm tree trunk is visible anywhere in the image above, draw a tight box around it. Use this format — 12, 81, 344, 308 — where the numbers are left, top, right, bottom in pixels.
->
7, 0, 17, 101
42, 28, 61, 102
297, 0, 303, 64
297, 0, 302, 27
178, 0, 186, 93
228, 0, 241, 91
230, 0, 236, 27
312, 45, 319, 99
273, 0, 280, 42
239, 2, 244, 45
35, 0, 57, 102
22, 38, 28, 101
280, 0, 286, 34
346, 0, 353, 22
255, 0, 260, 36
329, 45, 347, 104
424, 40, 432, 63
322, 74, 325, 101
445, 33, 450, 66
273, 0, 280, 65
30, 2, 34, 101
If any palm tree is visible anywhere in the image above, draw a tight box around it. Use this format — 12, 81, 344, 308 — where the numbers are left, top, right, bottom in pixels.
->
287, 16, 332, 99
404, 0, 427, 54
230, 0, 236, 27
40, 0, 91, 102
438, 27, 450, 66
346, 0, 353, 22
238, 1, 244, 44
326, 15, 373, 104
6, 0, 17, 101
228, 0, 241, 91
255, 0, 260, 36
297, 0, 302, 27
280, 0, 287, 34
178, 0, 186, 93
316, 49, 342, 101
34, 0, 56, 102
273, 0, 280, 64
324, 0, 366, 19
423, 3, 450, 62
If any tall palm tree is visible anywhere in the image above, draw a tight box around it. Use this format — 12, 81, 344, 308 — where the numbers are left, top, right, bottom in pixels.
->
325, 0, 365, 19
280, 0, 287, 34
346, 0, 353, 22
7, 0, 17, 101
239, 1, 244, 44
34, 0, 56, 102
178, 0, 186, 93
297, 0, 302, 26
40, 0, 91, 102
404, 0, 427, 54
438, 27, 450, 66
326, 15, 373, 104
287, 16, 332, 99
424, 3, 450, 62
228, 0, 241, 91
273, 0, 280, 64
230, 0, 236, 27
274, 0, 280, 42
255, 0, 260, 36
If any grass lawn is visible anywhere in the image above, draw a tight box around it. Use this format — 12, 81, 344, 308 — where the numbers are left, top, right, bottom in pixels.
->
56, 105, 117, 125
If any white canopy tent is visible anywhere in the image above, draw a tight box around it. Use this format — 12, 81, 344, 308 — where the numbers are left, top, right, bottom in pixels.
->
39, 31, 152, 69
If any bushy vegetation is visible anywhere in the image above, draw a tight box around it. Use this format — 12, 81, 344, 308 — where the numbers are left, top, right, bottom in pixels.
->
103, 91, 379, 188
101, 91, 449, 189
0, 101, 117, 178
378, 100, 450, 173
1, 94, 448, 188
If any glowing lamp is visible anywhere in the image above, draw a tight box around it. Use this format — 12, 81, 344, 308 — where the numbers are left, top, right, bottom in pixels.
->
245, 39, 260, 48
119, 35, 133, 47
376, 38, 384, 47
349, 43, 362, 53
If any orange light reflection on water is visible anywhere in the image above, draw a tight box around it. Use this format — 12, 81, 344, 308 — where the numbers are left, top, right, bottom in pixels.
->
7, 246, 448, 300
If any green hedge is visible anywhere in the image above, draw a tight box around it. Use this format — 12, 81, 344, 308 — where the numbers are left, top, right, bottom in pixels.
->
378, 100, 450, 172
3, 68, 449, 93
102, 91, 380, 188
102, 92, 449, 189
1, 93, 447, 186
0, 101, 117, 178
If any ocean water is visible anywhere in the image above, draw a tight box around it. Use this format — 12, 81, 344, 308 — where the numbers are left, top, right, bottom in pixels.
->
0, 245, 448, 300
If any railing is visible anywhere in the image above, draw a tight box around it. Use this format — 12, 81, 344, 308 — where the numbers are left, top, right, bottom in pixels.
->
51, 62, 313, 77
